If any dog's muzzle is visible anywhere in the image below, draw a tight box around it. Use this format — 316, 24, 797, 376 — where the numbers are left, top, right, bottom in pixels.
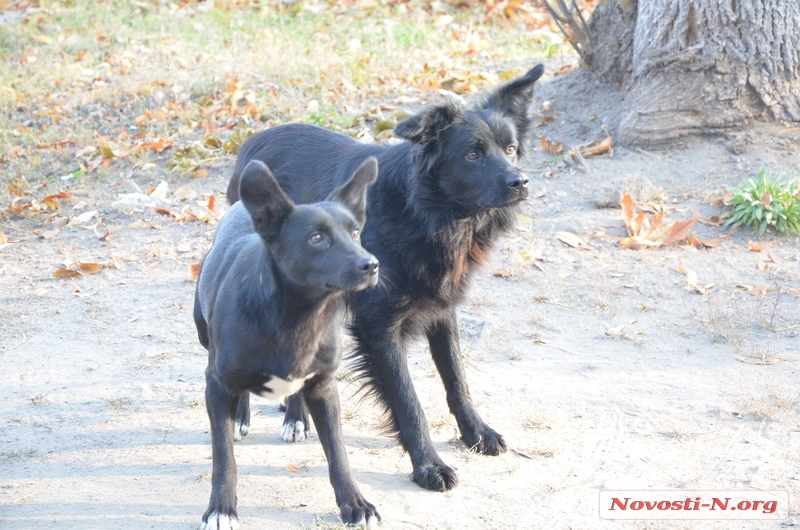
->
357, 256, 380, 276
506, 171, 529, 194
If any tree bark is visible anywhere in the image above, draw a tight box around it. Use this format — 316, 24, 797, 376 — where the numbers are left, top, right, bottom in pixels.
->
588, 0, 800, 148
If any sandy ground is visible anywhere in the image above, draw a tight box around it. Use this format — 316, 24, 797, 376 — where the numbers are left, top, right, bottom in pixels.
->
2, 71, 800, 530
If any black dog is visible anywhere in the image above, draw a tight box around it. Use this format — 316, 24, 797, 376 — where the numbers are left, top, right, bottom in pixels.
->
194, 157, 381, 529
226, 63, 545, 492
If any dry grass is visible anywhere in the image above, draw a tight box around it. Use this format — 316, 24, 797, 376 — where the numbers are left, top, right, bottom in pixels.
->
1, 0, 563, 186
703, 291, 788, 362
735, 387, 799, 421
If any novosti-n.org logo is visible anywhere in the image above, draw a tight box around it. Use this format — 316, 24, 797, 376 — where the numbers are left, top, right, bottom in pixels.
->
599, 490, 789, 520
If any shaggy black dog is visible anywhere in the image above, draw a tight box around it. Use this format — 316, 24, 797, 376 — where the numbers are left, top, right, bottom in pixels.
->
226, 63, 544, 492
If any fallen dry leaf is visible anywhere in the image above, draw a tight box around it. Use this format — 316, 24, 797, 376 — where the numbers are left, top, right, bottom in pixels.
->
189, 262, 202, 280
555, 231, 587, 249
540, 136, 564, 155
0, 232, 6, 245
511, 449, 538, 460
172, 184, 198, 202
7, 177, 30, 196
538, 115, 556, 126
77, 262, 102, 275
620, 194, 700, 249
737, 284, 770, 295
582, 135, 613, 157
619, 236, 660, 250
68, 210, 98, 226
519, 246, 542, 262
286, 464, 302, 473
686, 235, 719, 248
661, 218, 699, 246
747, 240, 763, 252
53, 266, 80, 278
492, 268, 513, 278
757, 261, 769, 271
94, 219, 112, 241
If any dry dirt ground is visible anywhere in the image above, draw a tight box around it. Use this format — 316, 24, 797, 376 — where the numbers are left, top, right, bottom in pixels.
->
2, 68, 800, 530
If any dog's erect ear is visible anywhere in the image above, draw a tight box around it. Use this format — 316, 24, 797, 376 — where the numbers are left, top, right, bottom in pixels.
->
328, 156, 378, 224
239, 160, 295, 240
478, 63, 544, 135
394, 100, 461, 144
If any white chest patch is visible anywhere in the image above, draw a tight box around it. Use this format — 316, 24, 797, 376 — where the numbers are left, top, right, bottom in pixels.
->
260, 372, 316, 400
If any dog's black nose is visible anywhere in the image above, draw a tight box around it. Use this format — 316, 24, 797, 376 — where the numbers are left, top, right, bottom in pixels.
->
506, 172, 529, 191
357, 257, 379, 276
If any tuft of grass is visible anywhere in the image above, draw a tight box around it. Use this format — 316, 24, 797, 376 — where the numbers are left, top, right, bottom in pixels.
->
735, 387, 799, 421
723, 169, 800, 235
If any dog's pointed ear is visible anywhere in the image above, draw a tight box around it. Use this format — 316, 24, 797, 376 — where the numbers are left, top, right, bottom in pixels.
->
394, 101, 461, 144
328, 156, 377, 224
239, 160, 295, 240
478, 63, 544, 137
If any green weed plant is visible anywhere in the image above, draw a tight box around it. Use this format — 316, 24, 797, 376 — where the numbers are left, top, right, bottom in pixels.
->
723, 169, 800, 235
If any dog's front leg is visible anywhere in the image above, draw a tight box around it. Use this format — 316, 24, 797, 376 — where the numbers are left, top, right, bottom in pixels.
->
426, 310, 507, 456
202, 372, 241, 530
303, 378, 379, 527
281, 392, 310, 443
353, 326, 459, 492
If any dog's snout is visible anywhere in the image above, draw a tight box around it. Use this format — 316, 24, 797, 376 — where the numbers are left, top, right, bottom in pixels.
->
357, 257, 379, 276
506, 172, 529, 191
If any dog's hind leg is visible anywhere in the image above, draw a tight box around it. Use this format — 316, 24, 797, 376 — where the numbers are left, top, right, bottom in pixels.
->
202, 371, 241, 530
193, 291, 210, 350
303, 377, 380, 527
281, 392, 310, 443
233, 392, 250, 442
426, 310, 507, 456
351, 326, 459, 492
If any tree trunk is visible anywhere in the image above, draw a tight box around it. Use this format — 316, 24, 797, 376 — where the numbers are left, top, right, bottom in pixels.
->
588, 0, 800, 148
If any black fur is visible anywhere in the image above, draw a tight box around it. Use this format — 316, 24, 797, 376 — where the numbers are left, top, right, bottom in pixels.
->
225, 64, 544, 492
194, 158, 381, 528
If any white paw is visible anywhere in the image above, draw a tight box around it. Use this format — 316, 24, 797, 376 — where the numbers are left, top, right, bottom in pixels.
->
233, 421, 249, 442
281, 420, 307, 443
366, 515, 379, 529
200, 513, 239, 530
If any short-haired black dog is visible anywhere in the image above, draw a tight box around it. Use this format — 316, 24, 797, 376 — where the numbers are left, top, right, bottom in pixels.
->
194, 157, 381, 529
226, 64, 544, 492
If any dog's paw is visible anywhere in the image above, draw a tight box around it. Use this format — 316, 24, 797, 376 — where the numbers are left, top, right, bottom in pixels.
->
413, 462, 459, 492
200, 512, 239, 530
461, 425, 507, 456
339, 497, 381, 528
233, 421, 250, 442
281, 420, 308, 443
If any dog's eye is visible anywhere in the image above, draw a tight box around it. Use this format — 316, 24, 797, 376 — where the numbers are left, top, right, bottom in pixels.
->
351, 229, 360, 239
466, 151, 480, 161
309, 233, 324, 245
506, 146, 516, 156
